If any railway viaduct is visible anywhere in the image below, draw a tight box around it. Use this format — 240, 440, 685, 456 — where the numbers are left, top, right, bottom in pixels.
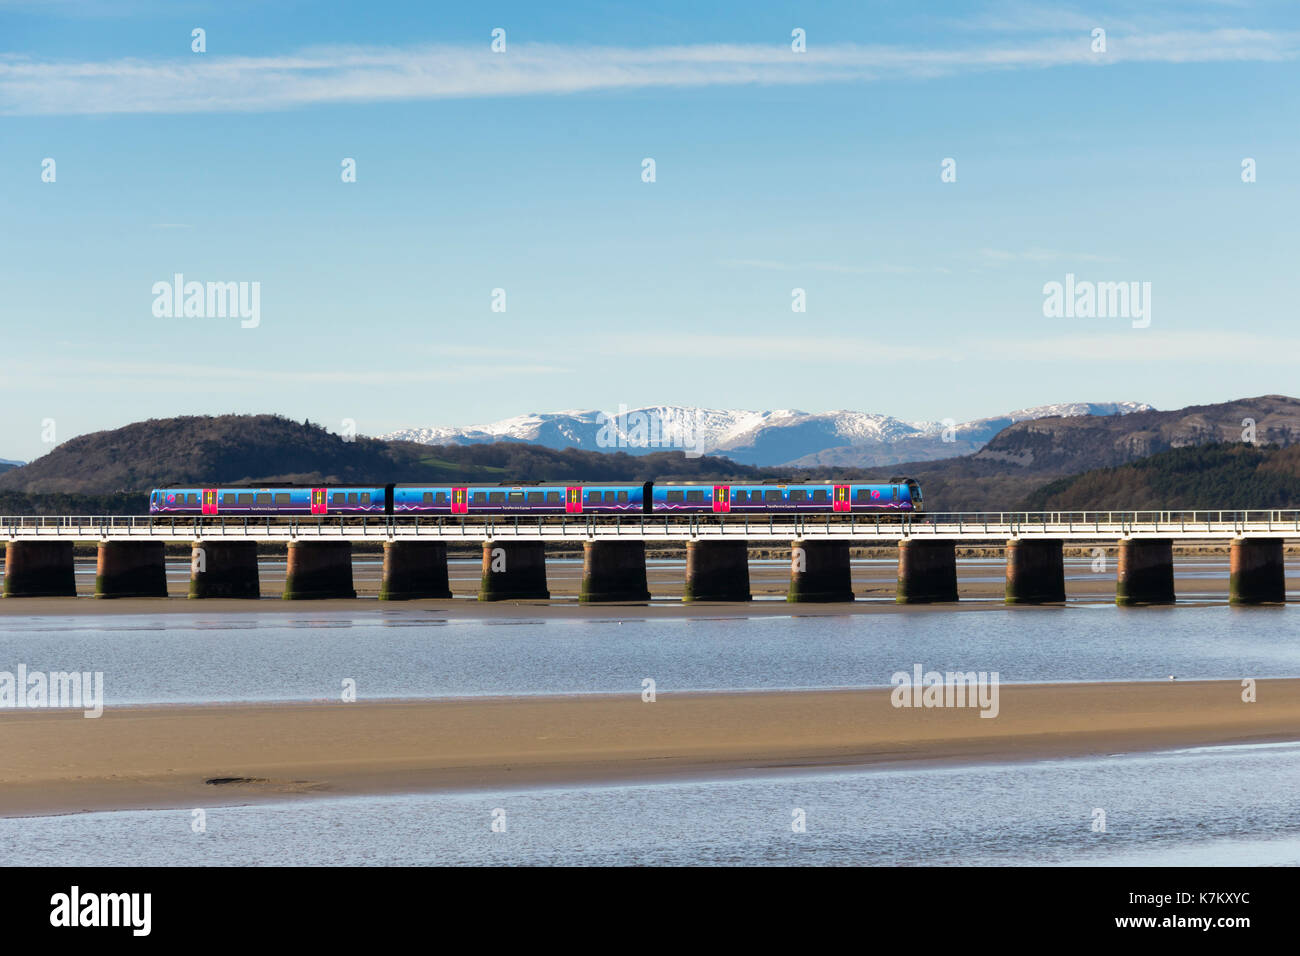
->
1, 511, 1293, 605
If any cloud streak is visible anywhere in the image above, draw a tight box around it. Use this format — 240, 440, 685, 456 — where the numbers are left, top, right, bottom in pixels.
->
2, 29, 1296, 115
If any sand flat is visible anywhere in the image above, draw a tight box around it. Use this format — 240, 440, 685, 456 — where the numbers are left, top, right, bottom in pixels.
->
2, 680, 1297, 817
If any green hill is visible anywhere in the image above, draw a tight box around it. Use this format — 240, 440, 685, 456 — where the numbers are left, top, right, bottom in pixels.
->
0, 414, 788, 495
1021, 443, 1300, 511
0, 414, 796, 513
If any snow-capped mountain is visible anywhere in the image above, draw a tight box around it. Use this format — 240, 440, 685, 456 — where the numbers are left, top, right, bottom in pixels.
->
382, 402, 1152, 468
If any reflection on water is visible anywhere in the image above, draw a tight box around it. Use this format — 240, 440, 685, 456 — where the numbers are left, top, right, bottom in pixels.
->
5, 742, 1298, 866
1, 605, 1297, 704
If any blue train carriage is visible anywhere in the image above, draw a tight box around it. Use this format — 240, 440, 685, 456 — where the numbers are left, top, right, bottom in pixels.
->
650, 479, 922, 513
391, 482, 650, 515
448, 482, 648, 514
150, 485, 388, 515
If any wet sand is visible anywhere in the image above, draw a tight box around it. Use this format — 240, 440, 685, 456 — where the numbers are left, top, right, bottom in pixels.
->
0, 555, 1274, 617
2, 680, 1296, 817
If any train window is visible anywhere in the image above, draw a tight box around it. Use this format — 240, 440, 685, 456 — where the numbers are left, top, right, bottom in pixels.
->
489, 492, 505, 504
222, 494, 233, 504
790, 489, 807, 502
358, 493, 370, 505
893, 487, 899, 500
732, 490, 745, 502
274, 493, 291, 505
855, 489, 869, 502
255, 493, 272, 505
686, 490, 704, 503
546, 491, 561, 504
617, 490, 628, 503
238, 493, 254, 505
667, 490, 684, 503
348, 493, 358, 504
527, 492, 544, 504
423, 492, 434, 503
472, 492, 486, 503
508, 492, 525, 503
587, 491, 602, 504
765, 490, 782, 503
332, 493, 346, 505
187, 493, 199, 505
812, 489, 828, 503
603, 491, 616, 503
435, 492, 447, 504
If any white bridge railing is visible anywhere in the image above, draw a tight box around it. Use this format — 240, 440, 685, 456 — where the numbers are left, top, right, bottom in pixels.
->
4, 511, 1300, 541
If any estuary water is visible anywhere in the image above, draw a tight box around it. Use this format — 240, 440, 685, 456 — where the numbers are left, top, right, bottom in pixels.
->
4, 740, 1299, 866
0, 604, 1297, 705
3, 603, 1297, 866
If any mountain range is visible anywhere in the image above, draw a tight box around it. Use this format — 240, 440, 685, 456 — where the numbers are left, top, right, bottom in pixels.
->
382, 402, 1152, 468
4, 396, 1298, 512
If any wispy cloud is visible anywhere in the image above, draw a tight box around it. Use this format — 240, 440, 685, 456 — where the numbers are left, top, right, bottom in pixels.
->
602, 329, 1300, 365
0, 360, 571, 392
2, 29, 1295, 115
718, 258, 935, 275
979, 248, 1120, 264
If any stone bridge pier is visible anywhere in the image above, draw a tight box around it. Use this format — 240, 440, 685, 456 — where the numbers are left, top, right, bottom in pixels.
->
1229, 538, 1286, 605
683, 540, 751, 602
96, 541, 168, 598
896, 540, 959, 603
478, 541, 549, 601
788, 540, 854, 602
580, 540, 650, 603
190, 541, 260, 599
1116, 538, 1175, 606
3, 541, 77, 597
1004, 539, 1065, 605
283, 541, 356, 599
380, 541, 452, 600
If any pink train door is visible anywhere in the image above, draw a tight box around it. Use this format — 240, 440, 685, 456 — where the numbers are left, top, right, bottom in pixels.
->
202, 489, 219, 515
833, 485, 851, 512
566, 486, 583, 514
311, 488, 328, 514
451, 487, 469, 515
713, 485, 730, 513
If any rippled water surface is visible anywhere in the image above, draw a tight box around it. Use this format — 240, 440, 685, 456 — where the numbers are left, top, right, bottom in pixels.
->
4, 741, 1298, 866
1, 604, 1297, 704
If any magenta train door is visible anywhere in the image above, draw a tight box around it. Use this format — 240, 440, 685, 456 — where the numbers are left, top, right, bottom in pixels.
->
202, 489, 219, 515
311, 488, 327, 514
833, 485, 850, 512
451, 487, 468, 514
713, 485, 730, 513
566, 486, 583, 514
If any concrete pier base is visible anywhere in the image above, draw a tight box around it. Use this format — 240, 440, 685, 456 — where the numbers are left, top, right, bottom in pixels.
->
896, 539, 958, 604
1229, 538, 1286, 605
283, 541, 355, 600
580, 540, 650, 602
3, 541, 77, 597
189, 541, 260, 599
379, 541, 452, 600
1116, 538, 1175, 606
1004, 539, 1065, 604
478, 541, 549, 601
787, 540, 854, 602
95, 541, 168, 598
683, 540, 751, 602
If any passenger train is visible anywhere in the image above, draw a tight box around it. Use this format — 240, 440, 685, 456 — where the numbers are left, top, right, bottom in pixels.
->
149, 479, 923, 516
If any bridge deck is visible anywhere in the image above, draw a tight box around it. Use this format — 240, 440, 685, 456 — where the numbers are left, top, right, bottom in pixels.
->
5, 511, 1300, 542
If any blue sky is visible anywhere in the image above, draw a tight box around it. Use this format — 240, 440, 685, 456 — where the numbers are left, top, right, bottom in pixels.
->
1, 0, 1297, 461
